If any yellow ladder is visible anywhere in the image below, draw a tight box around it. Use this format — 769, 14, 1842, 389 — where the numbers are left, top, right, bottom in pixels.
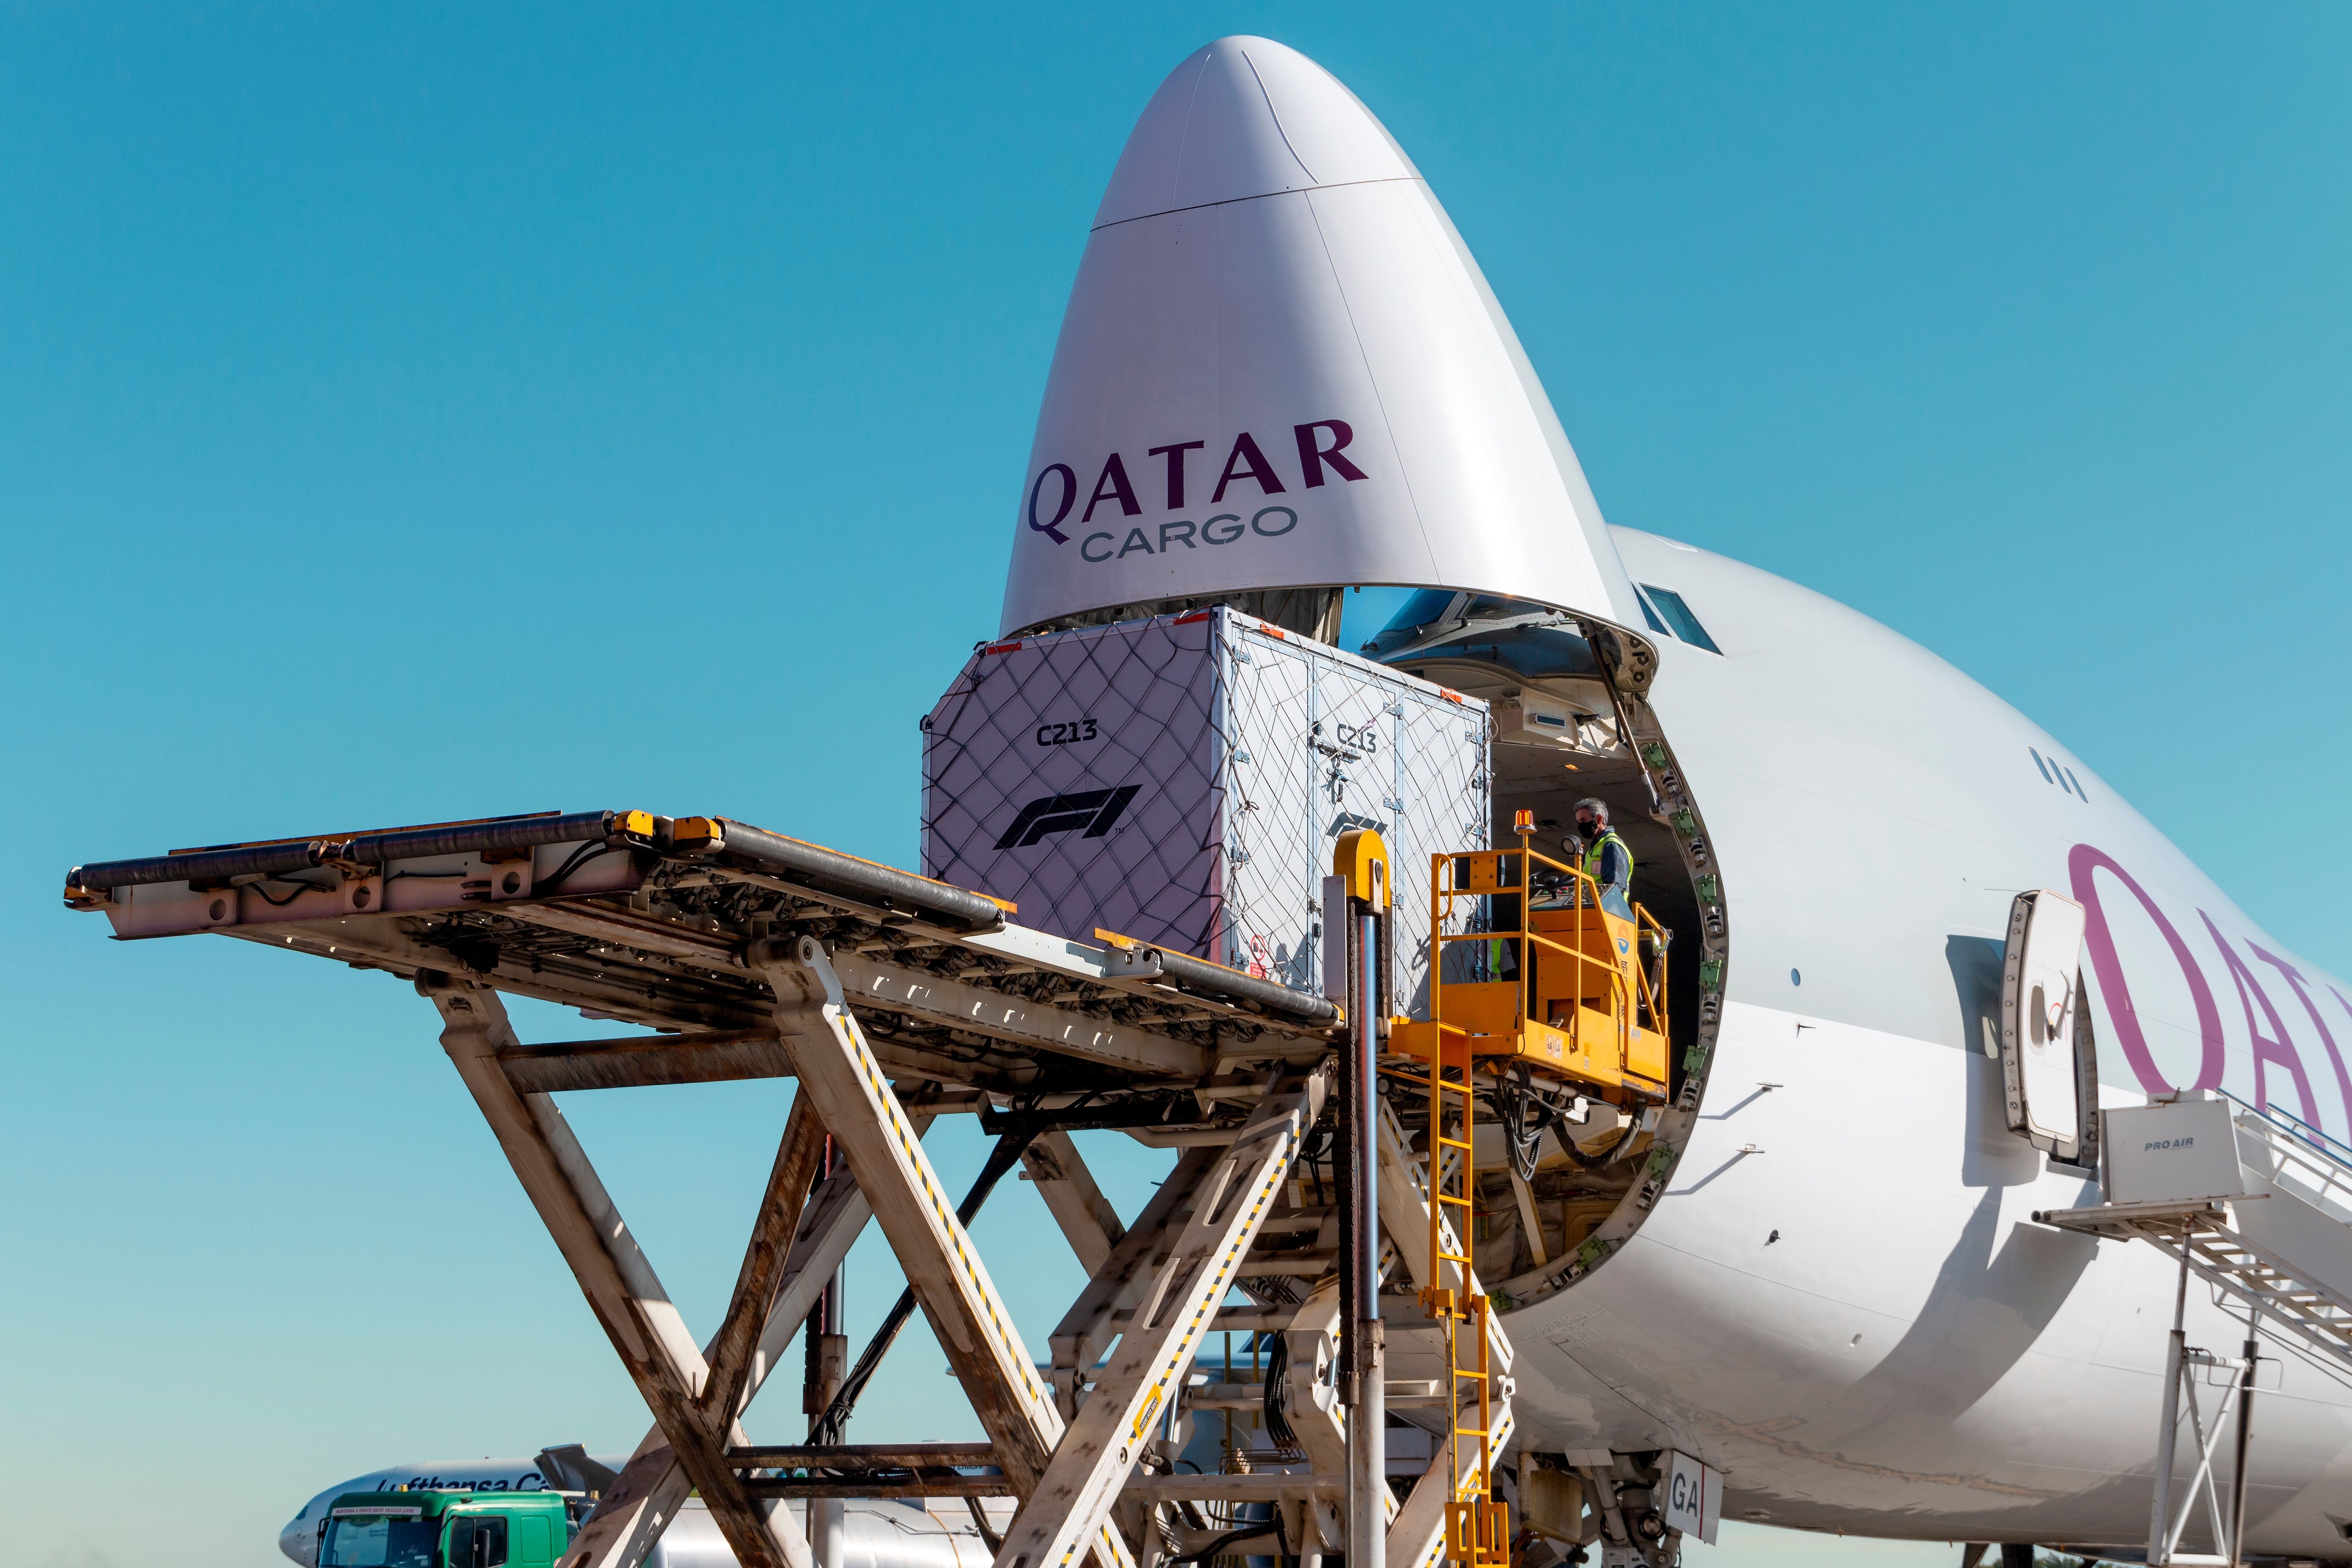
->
1421, 1026, 1509, 1566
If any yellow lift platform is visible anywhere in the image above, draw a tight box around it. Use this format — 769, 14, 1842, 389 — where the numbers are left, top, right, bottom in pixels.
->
1375, 815, 1670, 1568
1392, 814, 1673, 1104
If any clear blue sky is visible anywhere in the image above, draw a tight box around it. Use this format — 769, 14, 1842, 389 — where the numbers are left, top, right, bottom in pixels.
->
3, 6, 2345, 1566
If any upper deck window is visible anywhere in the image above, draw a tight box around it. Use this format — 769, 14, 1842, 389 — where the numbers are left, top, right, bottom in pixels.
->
1636, 585, 1720, 654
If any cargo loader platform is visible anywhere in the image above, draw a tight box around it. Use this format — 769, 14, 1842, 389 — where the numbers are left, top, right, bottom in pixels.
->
63, 809, 1525, 1568
66, 809, 1336, 1085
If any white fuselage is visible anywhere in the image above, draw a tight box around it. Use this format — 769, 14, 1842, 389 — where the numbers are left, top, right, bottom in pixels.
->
1499, 527, 2352, 1556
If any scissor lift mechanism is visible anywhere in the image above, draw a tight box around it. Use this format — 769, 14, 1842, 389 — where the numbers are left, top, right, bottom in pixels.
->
65, 809, 1512, 1568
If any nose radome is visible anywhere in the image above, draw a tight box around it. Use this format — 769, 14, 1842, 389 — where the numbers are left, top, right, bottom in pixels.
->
278, 1513, 313, 1566
1093, 36, 1419, 228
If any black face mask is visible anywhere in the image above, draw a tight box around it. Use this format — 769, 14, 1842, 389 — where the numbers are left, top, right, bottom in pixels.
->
1577, 819, 1600, 840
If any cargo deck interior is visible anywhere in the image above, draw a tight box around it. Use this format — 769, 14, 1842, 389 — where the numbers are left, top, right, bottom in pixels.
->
1367, 592, 1719, 1287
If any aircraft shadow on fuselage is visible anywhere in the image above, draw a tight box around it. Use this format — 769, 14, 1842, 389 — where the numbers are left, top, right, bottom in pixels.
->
1744, 941, 2105, 1504
1951, 933, 2042, 1190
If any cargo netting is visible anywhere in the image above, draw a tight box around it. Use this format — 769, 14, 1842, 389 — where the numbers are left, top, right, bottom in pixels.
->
922, 608, 1489, 1014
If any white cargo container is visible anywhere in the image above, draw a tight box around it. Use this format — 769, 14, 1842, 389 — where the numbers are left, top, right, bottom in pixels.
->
921, 607, 1490, 1013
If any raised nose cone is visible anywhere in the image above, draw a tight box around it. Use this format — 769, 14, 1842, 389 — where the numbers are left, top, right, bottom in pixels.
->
1002, 36, 1639, 638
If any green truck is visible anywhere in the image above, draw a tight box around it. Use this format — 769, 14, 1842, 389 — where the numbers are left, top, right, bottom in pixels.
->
316, 1487, 578, 1568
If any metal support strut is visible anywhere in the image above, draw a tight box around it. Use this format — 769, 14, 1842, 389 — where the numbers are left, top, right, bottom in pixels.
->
423, 974, 811, 1568
752, 936, 1139, 1568
804, 1134, 848, 1568
2145, 1238, 2263, 1568
991, 1065, 1326, 1568
1332, 832, 1392, 1568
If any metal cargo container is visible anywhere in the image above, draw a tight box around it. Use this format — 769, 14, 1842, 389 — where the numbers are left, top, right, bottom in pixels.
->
921, 606, 1490, 1012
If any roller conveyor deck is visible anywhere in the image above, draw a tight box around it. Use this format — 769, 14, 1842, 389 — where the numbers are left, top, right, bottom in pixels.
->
66, 807, 1338, 1103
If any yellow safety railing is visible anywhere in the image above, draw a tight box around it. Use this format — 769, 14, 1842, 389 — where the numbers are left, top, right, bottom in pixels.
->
1417, 826, 1671, 1095
1633, 902, 1672, 1043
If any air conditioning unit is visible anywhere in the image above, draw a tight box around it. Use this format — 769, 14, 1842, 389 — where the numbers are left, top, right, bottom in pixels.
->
1494, 693, 1595, 750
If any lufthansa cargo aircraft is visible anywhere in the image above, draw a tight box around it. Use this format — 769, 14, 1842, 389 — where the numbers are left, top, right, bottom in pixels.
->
991, 36, 2352, 1562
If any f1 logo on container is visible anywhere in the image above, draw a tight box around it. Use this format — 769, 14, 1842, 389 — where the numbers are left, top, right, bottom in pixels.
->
994, 787, 1141, 850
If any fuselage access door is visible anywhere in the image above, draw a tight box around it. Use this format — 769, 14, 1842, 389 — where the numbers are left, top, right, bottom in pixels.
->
2000, 888, 2097, 1164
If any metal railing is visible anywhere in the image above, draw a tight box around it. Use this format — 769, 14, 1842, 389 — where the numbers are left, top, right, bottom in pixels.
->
1426, 840, 1670, 1062
2218, 1088, 2352, 1225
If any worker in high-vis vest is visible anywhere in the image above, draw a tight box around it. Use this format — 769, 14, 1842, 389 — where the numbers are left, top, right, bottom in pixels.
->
1573, 797, 1634, 921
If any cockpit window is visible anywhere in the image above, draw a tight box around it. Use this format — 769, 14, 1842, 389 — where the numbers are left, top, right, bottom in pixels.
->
1637, 585, 1720, 654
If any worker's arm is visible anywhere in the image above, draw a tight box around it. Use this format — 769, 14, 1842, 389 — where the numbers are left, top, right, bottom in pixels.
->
1600, 837, 1631, 891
